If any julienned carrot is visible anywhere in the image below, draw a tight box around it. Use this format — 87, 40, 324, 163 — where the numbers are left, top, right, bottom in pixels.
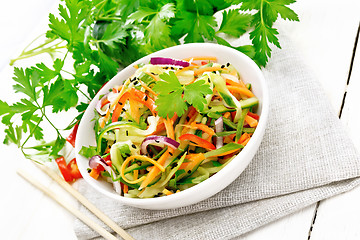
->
175, 65, 198, 75
223, 111, 231, 119
164, 117, 175, 140
153, 114, 177, 136
178, 162, 191, 170
129, 98, 140, 123
244, 115, 258, 127
183, 153, 205, 173
123, 184, 129, 194
183, 56, 217, 62
89, 168, 100, 180
225, 78, 246, 88
190, 122, 215, 141
179, 134, 216, 150
181, 107, 198, 135
194, 66, 222, 76
241, 138, 251, 146
238, 132, 250, 144
139, 151, 170, 189
139, 81, 158, 97
226, 85, 254, 98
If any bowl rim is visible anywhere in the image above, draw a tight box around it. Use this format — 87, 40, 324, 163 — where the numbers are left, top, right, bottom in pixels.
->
75, 42, 269, 209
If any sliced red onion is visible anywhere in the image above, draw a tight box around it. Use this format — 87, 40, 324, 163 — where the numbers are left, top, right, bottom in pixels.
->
215, 117, 224, 149
150, 57, 190, 68
89, 155, 121, 194
141, 135, 180, 154
95, 93, 110, 116
89, 155, 108, 169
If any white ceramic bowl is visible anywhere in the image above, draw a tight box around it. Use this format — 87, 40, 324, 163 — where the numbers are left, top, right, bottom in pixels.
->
75, 43, 269, 210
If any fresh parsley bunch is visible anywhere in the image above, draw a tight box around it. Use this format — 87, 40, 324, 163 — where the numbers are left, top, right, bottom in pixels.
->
0, 0, 298, 161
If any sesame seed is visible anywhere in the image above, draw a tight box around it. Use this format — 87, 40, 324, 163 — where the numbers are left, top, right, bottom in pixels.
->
226, 63, 230, 67
132, 144, 136, 149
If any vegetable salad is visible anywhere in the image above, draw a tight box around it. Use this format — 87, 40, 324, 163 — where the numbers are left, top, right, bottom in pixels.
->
80, 56, 260, 198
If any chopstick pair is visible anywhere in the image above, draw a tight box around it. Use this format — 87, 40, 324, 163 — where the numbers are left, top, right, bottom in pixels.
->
17, 164, 135, 240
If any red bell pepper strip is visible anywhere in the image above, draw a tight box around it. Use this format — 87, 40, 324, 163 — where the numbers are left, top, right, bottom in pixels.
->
67, 158, 82, 180
55, 156, 74, 182
66, 123, 78, 148
247, 112, 260, 120
179, 134, 216, 150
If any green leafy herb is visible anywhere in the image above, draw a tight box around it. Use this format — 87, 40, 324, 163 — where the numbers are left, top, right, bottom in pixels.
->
1, 0, 298, 162
153, 71, 212, 118
237, 0, 300, 66
79, 145, 98, 158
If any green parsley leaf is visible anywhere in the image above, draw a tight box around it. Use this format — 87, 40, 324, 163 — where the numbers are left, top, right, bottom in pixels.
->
153, 71, 182, 94
0, 100, 12, 117
12, 68, 40, 101
183, 80, 212, 111
238, 0, 299, 66
172, 11, 217, 43
130, 3, 176, 51
218, 9, 252, 37
79, 145, 98, 158
156, 90, 187, 118
95, 21, 128, 48
3, 124, 22, 146
154, 71, 212, 118
47, 0, 90, 45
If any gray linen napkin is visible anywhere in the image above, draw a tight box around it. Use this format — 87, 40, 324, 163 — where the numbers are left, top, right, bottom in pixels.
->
74, 38, 360, 239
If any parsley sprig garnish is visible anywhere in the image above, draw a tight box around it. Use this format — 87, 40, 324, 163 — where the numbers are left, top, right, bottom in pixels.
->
0, 0, 299, 161
153, 72, 212, 118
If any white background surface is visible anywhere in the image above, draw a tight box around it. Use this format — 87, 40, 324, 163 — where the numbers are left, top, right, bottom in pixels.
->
0, 0, 360, 239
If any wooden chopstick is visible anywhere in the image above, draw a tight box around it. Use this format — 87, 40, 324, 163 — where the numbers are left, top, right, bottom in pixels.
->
35, 163, 134, 240
18, 164, 135, 240
17, 169, 118, 240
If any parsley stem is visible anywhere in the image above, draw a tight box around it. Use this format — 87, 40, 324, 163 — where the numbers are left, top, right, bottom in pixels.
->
10, 45, 67, 65
20, 112, 44, 150
96, 16, 123, 21
75, 85, 92, 101
42, 108, 63, 138
260, 0, 264, 25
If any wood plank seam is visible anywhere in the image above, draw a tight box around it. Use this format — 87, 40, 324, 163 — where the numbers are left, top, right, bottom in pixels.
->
339, 22, 360, 118
307, 22, 360, 240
